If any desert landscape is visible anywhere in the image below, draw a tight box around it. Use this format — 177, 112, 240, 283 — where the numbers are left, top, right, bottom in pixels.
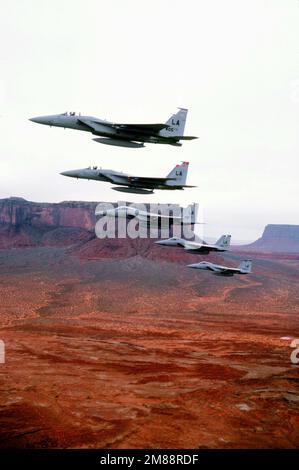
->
0, 198, 298, 448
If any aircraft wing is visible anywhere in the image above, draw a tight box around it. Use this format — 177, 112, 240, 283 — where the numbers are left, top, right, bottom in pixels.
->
217, 266, 240, 274
144, 212, 185, 220
127, 176, 175, 185
183, 242, 203, 251
172, 136, 198, 140
183, 242, 217, 252
96, 171, 129, 185
77, 118, 101, 130
78, 118, 167, 136
200, 264, 239, 273
76, 118, 119, 136
110, 123, 167, 134
101, 173, 173, 186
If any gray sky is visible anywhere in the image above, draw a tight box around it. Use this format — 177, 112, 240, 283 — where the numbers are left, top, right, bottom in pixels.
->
0, 0, 298, 242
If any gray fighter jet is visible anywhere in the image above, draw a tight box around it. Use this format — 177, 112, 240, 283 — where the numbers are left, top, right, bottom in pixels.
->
61, 161, 195, 195
30, 108, 197, 148
155, 234, 231, 254
188, 259, 252, 276
96, 204, 198, 225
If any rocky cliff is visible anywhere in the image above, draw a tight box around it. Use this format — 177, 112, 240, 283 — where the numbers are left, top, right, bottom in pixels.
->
0, 197, 97, 248
242, 224, 299, 252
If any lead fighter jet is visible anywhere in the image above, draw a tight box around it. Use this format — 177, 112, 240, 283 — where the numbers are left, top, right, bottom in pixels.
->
61, 162, 195, 195
155, 235, 231, 254
30, 108, 197, 148
188, 259, 252, 276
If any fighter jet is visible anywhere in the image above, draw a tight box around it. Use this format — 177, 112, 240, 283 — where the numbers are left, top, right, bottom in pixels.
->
61, 162, 195, 195
29, 108, 197, 148
188, 259, 252, 276
155, 234, 231, 254
95, 203, 199, 225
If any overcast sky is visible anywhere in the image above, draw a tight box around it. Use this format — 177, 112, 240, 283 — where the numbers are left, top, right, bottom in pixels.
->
0, 0, 298, 241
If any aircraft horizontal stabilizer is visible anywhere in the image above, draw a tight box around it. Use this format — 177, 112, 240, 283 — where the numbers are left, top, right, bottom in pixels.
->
129, 176, 174, 184
173, 136, 198, 140
112, 123, 167, 132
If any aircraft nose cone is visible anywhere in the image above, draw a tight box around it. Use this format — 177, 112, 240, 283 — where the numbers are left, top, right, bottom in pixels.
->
187, 263, 199, 269
60, 170, 76, 177
29, 116, 44, 123
29, 115, 51, 125
155, 240, 167, 245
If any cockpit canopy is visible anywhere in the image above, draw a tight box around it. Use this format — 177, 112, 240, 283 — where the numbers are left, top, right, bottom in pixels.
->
61, 111, 81, 116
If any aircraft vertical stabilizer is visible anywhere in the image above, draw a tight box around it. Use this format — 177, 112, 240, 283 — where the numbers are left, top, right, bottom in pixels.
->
239, 260, 252, 273
159, 108, 188, 137
216, 235, 231, 249
166, 162, 189, 186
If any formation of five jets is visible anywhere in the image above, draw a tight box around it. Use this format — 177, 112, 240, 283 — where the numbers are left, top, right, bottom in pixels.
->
30, 108, 252, 277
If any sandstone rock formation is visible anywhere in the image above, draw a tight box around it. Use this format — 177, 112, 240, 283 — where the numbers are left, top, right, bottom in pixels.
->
243, 224, 299, 253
